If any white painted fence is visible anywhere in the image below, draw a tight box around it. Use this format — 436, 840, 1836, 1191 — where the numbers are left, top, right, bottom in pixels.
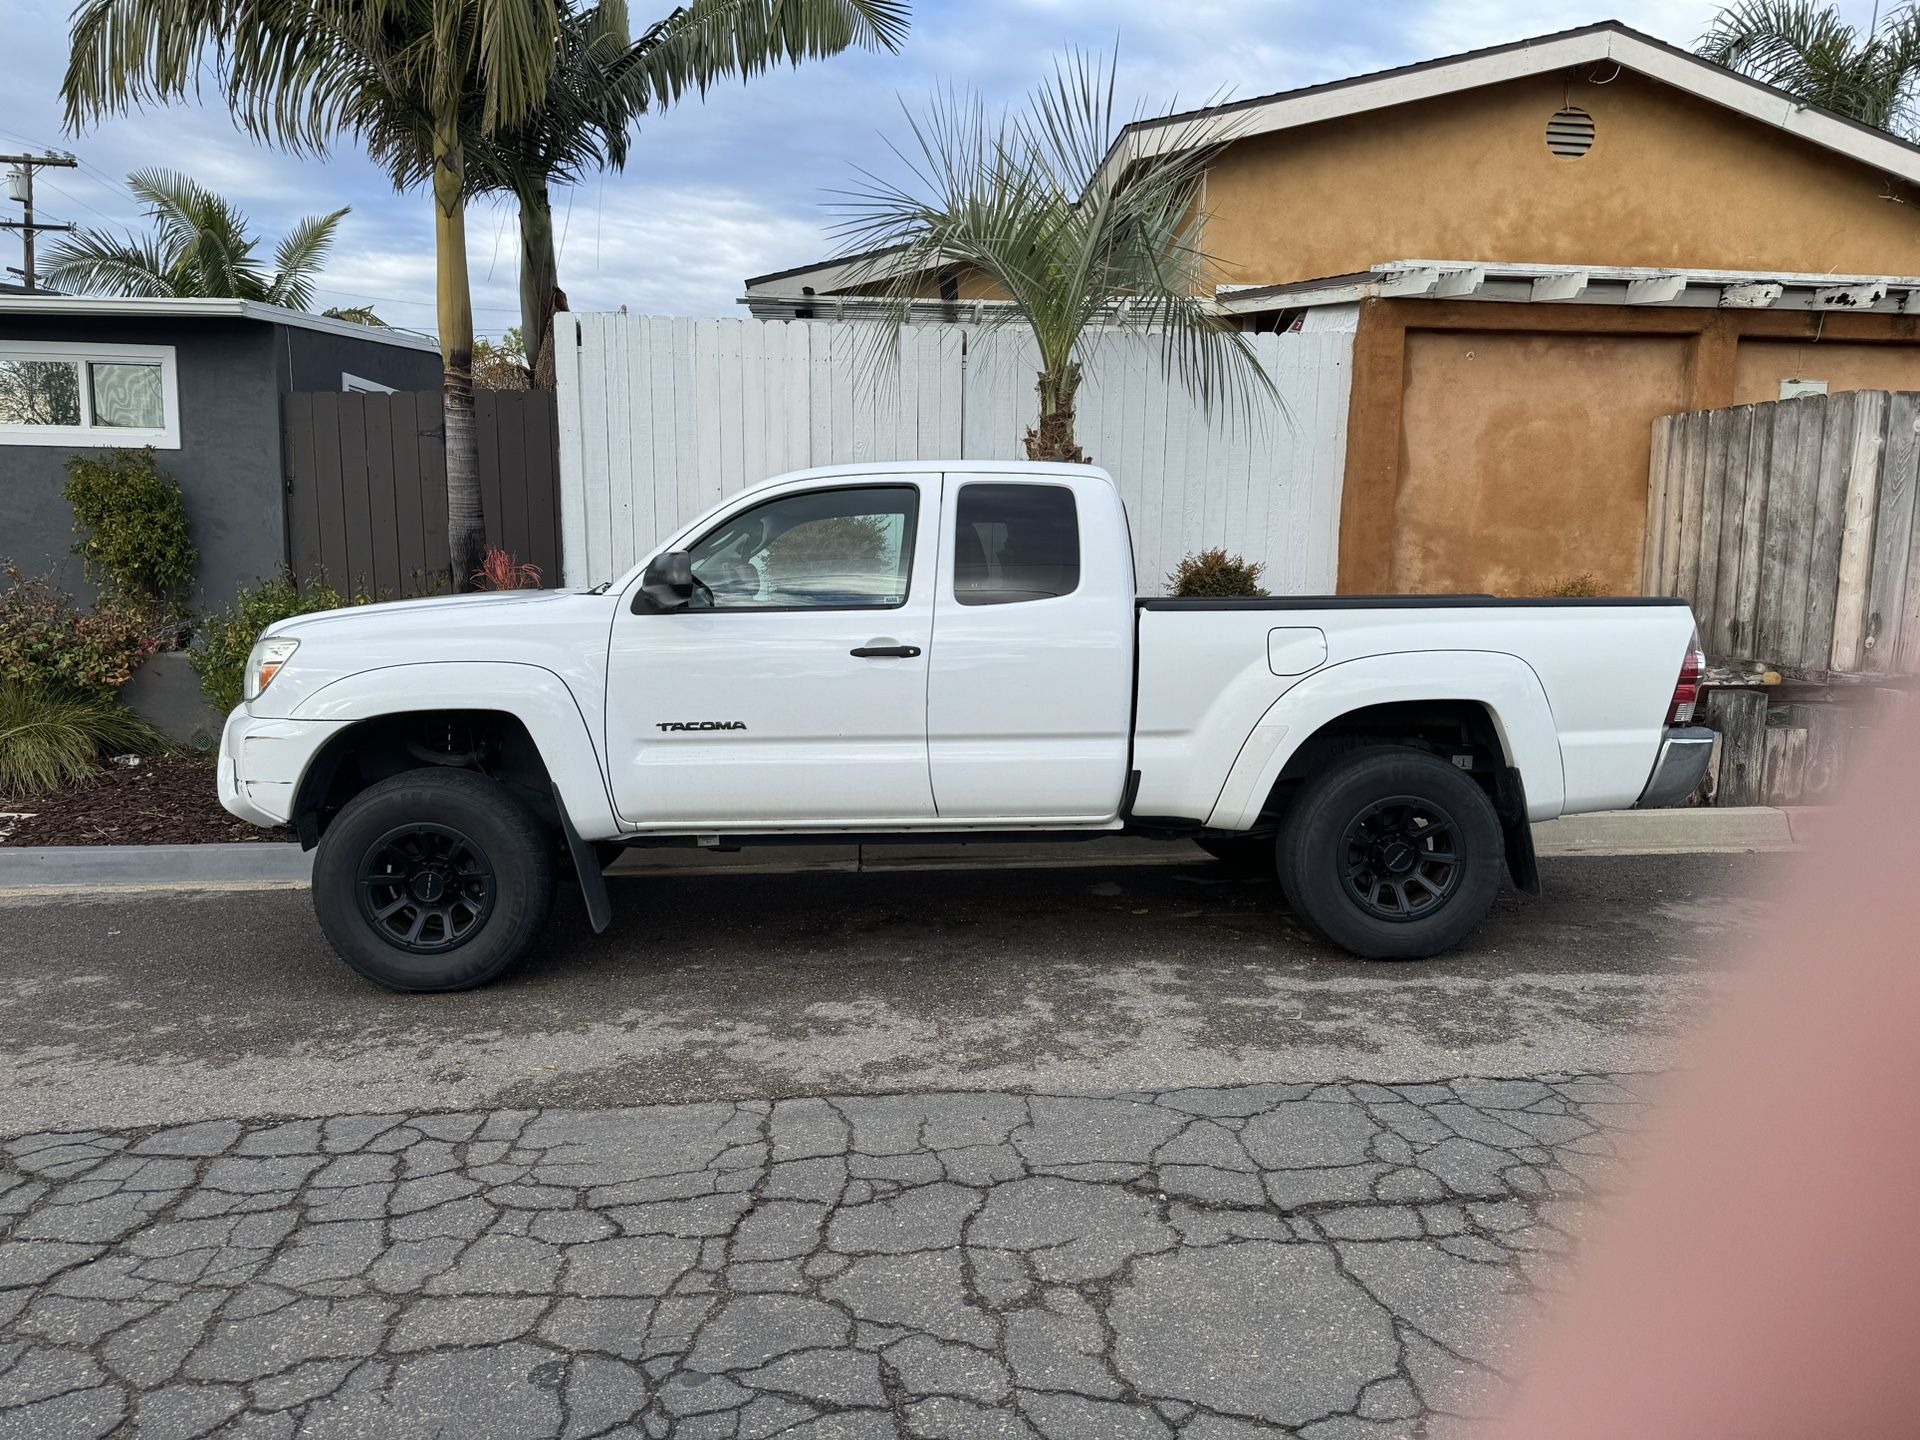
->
554, 313, 1353, 592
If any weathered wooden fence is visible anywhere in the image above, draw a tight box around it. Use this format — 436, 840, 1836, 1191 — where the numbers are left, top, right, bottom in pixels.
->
553, 314, 1354, 591
1647, 388, 1920, 805
284, 390, 561, 594
1646, 388, 1920, 678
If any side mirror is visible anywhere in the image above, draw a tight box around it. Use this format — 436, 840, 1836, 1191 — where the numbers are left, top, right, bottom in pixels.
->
633, 550, 694, 613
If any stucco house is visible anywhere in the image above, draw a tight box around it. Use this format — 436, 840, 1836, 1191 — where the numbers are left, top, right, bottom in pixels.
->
742, 20, 1920, 596
1, 294, 441, 604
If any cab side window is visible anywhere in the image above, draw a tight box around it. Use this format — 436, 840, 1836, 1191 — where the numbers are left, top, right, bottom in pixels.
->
953, 483, 1079, 606
687, 485, 917, 609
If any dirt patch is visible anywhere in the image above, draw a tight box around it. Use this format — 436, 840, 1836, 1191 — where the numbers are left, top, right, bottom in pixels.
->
0, 754, 291, 846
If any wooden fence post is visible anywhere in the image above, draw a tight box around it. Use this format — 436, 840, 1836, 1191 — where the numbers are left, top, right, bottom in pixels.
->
1706, 689, 1770, 807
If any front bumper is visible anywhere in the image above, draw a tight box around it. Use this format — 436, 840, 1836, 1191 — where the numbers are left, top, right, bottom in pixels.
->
218, 707, 348, 828
1635, 725, 1715, 808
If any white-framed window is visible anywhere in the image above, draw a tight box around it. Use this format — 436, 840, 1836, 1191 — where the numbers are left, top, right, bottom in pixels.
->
0, 340, 180, 449
341, 371, 395, 394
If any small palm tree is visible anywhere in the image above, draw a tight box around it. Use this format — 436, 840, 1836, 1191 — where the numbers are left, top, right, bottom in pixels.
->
834, 53, 1273, 462
1698, 1, 1920, 134
42, 169, 345, 307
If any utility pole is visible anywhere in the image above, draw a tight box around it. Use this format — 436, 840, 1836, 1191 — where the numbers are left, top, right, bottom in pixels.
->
1, 153, 79, 291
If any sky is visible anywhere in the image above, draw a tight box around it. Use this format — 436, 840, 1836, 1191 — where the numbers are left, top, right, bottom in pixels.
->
0, 1, 1890, 340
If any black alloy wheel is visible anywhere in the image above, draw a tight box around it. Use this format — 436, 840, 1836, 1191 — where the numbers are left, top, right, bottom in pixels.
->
1341, 797, 1463, 921
355, 822, 496, 953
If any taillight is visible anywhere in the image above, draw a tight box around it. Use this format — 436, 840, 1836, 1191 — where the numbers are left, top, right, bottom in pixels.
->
1668, 631, 1706, 725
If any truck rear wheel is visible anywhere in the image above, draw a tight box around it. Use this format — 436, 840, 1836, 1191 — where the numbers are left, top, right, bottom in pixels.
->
312, 767, 555, 992
1275, 746, 1502, 961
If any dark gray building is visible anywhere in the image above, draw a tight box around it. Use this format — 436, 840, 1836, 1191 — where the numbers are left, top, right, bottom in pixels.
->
1, 296, 441, 605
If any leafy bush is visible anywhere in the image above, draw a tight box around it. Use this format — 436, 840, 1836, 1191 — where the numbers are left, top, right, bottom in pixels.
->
62, 448, 199, 606
192, 572, 373, 712
0, 568, 165, 695
472, 547, 542, 590
0, 681, 162, 797
1167, 549, 1268, 598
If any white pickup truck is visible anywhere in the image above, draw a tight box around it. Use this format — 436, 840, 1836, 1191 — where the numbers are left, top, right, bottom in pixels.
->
220, 460, 1711, 991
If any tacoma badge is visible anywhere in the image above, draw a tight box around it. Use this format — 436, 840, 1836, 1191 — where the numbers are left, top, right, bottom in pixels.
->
656, 721, 748, 732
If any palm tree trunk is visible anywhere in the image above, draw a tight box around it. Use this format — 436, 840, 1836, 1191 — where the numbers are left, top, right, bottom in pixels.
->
517, 183, 559, 388
1024, 362, 1086, 463
434, 126, 486, 593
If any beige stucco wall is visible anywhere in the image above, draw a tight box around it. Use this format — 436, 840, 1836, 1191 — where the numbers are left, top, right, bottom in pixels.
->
1731, 339, 1920, 404
1202, 69, 1920, 288
1391, 330, 1690, 595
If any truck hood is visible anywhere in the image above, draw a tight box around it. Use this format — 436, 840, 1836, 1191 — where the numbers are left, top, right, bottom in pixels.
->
265, 588, 602, 640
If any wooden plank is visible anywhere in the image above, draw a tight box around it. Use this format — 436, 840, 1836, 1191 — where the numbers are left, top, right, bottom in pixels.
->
494, 393, 532, 561
607, 315, 633, 574
1705, 688, 1769, 807
1830, 390, 1887, 672
417, 391, 452, 586
1725, 402, 1771, 657
1750, 401, 1798, 662
1865, 391, 1919, 668
337, 393, 376, 594
363, 394, 402, 595
1676, 408, 1710, 605
284, 394, 323, 586
519, 393, 560, 584
1692, 406, 1732, 621
475, 390, 504, 555
1802, 389, 1856, 672
1799, 702, 1853, 804
1643, 414, 1672, 592
650, 316, 680, 546
551, 314, 587, 585
1658, 412, 1694, 598
1706, 406, 1751, 653
1762, 724, 1809, 806
575, 313, 613, 585
305, 392, 347, 591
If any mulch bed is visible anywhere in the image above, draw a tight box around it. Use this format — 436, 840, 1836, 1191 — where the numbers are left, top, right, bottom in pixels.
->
0, 753, 293, 847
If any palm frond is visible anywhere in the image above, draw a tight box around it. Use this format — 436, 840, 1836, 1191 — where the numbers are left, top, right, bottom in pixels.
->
40, 229, 181, 297
832, 50, 1275, 443
1698, 0, 1920, 132
267, 207, 349, 307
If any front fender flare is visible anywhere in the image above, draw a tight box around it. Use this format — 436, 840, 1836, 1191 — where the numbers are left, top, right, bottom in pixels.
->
291, 661, 620, 839
1204, 650, 1566, 830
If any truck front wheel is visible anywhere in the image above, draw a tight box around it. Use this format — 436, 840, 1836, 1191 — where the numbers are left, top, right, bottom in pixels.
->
312, 768, 556, 992
1275, 746, 1503, 960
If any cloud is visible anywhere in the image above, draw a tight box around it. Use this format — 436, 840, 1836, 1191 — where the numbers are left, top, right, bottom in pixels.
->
2, 0, 1869, 335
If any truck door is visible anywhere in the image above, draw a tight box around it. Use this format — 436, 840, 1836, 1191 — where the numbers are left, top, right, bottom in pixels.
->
926, 474, 1133, 820
605, 476, 938, 827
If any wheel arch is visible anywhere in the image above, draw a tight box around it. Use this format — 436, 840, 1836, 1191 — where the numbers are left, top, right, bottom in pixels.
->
285, 662, 617, 847
1204, 651, 1566, 834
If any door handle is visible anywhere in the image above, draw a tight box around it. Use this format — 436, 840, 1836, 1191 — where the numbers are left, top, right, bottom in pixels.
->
850, 645, 921, 658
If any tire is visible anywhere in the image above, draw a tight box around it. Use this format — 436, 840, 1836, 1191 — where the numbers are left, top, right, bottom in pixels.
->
1195, 835, 1277, 876
313, 767, 556, 992
1275, 745, 1503, 961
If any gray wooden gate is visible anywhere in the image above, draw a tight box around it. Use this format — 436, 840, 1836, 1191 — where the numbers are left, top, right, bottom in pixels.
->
1647, 389, 1920, 679
284, 390, 561, 594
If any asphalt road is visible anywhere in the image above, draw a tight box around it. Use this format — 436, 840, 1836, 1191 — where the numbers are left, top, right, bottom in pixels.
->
0, 853, 1776, 1138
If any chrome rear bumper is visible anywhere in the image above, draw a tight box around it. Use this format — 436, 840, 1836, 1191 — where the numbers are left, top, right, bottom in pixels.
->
1635, 725, 1715, 808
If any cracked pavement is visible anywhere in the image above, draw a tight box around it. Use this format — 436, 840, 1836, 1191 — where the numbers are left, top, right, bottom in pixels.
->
0, 1075, 1656, 1439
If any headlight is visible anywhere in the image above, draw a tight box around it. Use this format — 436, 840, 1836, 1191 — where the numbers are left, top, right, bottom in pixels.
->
245, 636, 300, 701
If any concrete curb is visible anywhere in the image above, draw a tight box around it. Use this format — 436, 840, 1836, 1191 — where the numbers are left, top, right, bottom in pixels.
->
0, 806, 1810, 894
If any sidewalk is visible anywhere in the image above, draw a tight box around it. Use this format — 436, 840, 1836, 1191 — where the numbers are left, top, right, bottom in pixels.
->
0, 806, 1810, 893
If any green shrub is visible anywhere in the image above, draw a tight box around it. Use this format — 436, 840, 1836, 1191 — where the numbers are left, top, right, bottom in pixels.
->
0, 567, 165, 695
1167, 548, 1268, 598
192, 572, 373, 712
62, 448, 199, 606
0, 681, 162, 797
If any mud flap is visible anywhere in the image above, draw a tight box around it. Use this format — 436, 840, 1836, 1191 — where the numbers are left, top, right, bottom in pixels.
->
553, 785, 612, 934
1496, 766, 1541, 896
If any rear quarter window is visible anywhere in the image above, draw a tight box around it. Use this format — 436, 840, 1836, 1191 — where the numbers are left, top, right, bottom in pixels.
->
953, 483, 1079, 606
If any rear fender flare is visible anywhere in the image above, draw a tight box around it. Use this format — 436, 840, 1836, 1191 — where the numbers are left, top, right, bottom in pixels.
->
1205, 650, 1566, 830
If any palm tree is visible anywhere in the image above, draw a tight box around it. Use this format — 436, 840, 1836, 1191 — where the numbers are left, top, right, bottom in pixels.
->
370, 0, 910, 381
63, 0, 909, 587
833, 53, 1274, 463
63, 0, 576, 589
1698, 1, 1920, 134
43, 169, 345, 307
